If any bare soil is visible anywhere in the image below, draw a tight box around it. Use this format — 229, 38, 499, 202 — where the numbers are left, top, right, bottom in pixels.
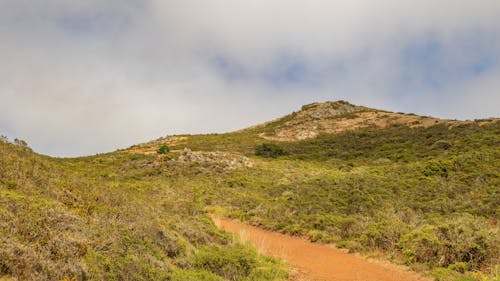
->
213, 217, 432, 281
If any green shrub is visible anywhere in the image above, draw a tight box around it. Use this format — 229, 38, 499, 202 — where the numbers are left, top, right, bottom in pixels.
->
255, 143, 286, 158
421, 160, 450, 177
192, 244, 258, 280
333, 216, 359, 238
362, 220, 406, 250
157, 145, 170, 154
431, 267, 477, 281
448, 262, 469, 273
398, 216, 498, 269
398, 225, 442, 265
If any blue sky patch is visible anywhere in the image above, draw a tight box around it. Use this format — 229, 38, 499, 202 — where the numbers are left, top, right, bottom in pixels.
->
398, 33, 497, 93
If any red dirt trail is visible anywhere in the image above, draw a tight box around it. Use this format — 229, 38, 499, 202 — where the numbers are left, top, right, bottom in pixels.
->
213, 217, 431, 281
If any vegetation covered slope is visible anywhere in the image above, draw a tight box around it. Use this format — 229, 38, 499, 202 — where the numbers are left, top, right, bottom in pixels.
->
1, 101, 499, 281
127, 101, 499, 280
0, 140, 287, 281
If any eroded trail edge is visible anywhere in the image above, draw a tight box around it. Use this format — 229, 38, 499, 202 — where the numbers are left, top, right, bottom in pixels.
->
213, 217, 431, 281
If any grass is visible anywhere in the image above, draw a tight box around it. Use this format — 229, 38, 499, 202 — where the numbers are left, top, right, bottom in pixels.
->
0, 117, 499, 280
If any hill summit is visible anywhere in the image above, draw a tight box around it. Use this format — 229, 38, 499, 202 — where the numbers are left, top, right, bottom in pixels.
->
128, 100, 497, 154
257, 100, 462, 141
298, 100, 369, 118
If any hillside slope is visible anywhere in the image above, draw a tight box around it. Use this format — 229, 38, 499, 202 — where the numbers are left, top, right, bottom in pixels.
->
1, 101, 499, 281
0, 141, 287, 281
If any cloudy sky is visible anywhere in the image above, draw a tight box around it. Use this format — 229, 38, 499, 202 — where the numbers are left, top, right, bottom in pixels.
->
1, 1, 499, 157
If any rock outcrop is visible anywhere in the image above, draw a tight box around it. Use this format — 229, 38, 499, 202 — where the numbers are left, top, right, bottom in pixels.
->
177, 148, 254, 170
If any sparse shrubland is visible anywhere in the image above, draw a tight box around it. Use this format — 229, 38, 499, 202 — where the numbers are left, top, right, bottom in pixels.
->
202, 121, 500, 280
1, 103, 499, 281
0, 139, 287, 281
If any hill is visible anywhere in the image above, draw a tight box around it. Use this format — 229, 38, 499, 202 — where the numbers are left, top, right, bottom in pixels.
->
1, 101, 499, 281
253, 100, 464, 141
126, 100, 497, 155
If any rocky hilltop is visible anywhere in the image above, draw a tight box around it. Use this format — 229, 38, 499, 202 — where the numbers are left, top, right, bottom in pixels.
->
258, 100, 466, 141
126, 100, 498, 155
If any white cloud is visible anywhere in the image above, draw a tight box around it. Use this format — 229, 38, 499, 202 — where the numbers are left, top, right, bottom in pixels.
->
0, 0, 499, 156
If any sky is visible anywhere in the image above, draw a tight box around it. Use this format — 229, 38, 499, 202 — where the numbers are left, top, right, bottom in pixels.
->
1, 0, 499, 157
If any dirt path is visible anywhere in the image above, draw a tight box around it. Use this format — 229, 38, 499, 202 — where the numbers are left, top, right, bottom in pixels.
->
213, 217, 431, 281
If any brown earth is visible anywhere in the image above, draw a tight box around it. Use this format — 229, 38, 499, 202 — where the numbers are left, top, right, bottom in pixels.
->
213, 217, 432, 281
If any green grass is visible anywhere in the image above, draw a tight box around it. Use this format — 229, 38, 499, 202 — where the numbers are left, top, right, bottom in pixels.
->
1, 120, 499, 281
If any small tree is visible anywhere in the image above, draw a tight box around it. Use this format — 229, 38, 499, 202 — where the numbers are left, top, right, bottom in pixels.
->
157, 145, 170, 154
255, 143, 286, 158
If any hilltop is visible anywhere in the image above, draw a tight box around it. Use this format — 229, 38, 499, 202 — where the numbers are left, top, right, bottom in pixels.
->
1, 101, 499, 281
126, 100, 496, 155
255, 100, 472, 141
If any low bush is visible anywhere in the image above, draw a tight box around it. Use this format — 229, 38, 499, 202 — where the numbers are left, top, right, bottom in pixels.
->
398, 215, 498, 269
447, 262, 469, 274
157, 145, 170, 154
399, 225, 442, 265
192, 244, 258, 280
255, 143, 286, 158
421, 160, 450, 177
